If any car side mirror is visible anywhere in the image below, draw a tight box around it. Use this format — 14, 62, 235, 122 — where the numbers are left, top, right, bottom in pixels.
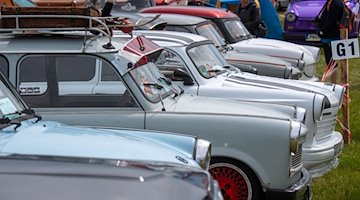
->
173, 68, 194, 85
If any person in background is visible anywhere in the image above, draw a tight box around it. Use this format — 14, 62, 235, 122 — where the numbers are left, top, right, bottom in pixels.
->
237, 0, 262, 36
316, 0, 344, 82
317, 0, 344, 65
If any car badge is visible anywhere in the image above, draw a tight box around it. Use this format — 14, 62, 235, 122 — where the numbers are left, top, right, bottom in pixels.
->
175, 156, 188, 164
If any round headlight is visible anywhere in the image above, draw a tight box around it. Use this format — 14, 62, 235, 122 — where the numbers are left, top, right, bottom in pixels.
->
195, 139, 211, 170
286, 13, 297, 22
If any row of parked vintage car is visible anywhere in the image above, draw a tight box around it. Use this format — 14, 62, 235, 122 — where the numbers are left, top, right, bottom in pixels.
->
0, 0, 346, 200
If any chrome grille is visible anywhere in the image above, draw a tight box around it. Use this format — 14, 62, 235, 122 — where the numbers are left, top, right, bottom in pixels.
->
334, 141, 344, 157
291, 144, 303, 169
316, 106, 338, 140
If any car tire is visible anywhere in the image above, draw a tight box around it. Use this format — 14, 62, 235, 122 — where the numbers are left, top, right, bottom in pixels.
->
209, 157, 262, 200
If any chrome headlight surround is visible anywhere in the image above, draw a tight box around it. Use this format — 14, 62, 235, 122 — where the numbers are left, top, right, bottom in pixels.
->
289, 121, 307, 177
294, 106, 306, 123
313, 94, 326, 121
286, 12, 297, 22
333, 84, 346, 109
290, 121, 302, 154
296, 59, 305, 71
195, 139, 211, 170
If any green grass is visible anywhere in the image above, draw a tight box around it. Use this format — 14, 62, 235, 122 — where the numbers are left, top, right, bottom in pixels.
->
277, 11, 360, 199
312, 52, 360, 200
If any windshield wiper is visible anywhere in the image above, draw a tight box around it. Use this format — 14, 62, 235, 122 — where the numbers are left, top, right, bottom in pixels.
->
158, 77, 182, 99
1, 108, 42, 130
158, 77, 172, 86
21, 108, 42, 122
207, 69, 221, 73
0, 117, 21, 130
143, 82, 166, 111
143, 82, 164, 90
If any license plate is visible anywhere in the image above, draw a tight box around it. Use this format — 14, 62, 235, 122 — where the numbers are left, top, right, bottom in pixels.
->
305, 34, 321, 42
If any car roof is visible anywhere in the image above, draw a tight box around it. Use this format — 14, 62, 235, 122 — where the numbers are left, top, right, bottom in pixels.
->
139, 13, 210, 26
140, 5, 238, 19
0, 33, 130, 53
122, 30, 211, 47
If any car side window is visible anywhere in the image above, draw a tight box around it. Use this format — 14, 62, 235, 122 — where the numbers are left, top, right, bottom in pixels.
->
154, 49, 189, 81
18, 55, 137, 108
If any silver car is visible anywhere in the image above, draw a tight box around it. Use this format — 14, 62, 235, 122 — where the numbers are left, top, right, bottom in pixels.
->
0, 13, 311, 200
128, 30, 344, 178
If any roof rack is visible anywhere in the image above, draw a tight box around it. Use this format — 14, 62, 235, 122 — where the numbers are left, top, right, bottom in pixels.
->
0, 6, 161, 49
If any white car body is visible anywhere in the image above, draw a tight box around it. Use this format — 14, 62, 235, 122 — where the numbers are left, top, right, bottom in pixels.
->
230, 38, 320, 81
138, 13, 302, 79
130, 30, 344, 177
139, 5, 321, 81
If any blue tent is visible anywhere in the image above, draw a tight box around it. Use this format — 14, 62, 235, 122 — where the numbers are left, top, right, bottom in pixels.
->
258, 0, 283, 40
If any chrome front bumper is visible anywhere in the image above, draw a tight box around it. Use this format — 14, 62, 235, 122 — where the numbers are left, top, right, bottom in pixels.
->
265, 168, 312, 200
302, 131, 344, 177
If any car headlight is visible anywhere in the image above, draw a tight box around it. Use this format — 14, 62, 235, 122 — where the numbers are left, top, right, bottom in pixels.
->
284, 66, 293, 79
195, 139, 211, 170
286, 12, 297, 22
296, 59, 305, 71
294, 106, 306, 123
313, 94, 326, 121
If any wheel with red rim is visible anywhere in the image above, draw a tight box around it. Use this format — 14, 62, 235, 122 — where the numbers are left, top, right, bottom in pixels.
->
209, 158, 262, 200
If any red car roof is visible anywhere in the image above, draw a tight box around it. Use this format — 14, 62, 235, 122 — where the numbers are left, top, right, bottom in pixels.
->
140, 5, 238, 19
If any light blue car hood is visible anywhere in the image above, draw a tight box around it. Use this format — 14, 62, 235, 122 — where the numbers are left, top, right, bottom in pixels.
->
0, 120, 196, 166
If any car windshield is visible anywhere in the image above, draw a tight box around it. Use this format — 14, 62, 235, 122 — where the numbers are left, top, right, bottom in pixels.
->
223, 18, 252, 42
97, 0, 154, 12
129, 62, 175, 103
0, 80, 25, 120
196, 23, 227, 47
187, 44, 229, 79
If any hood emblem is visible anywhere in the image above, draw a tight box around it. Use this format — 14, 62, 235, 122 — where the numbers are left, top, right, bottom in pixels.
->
175, 156, 188, 164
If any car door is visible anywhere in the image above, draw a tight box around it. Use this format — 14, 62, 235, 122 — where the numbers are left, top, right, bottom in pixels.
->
17, 54, 145, 129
